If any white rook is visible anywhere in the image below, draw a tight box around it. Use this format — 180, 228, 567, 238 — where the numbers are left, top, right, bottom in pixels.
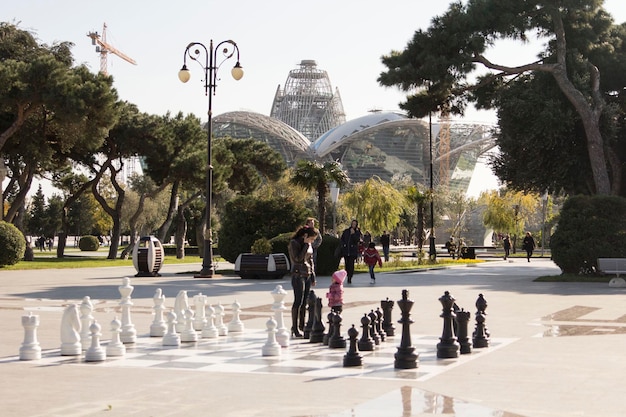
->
19, 312, 41, 361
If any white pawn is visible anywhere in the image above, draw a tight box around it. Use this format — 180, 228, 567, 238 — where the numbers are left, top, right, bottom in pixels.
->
150, 288, 167, 337
79, 296, 94, 350
85, 320, 106, 362
119, 277, 136, 344
174, 290, 189, 333
201, 304, 219, 339
106, 316, 126, 357
228, 300, 244, 333
271, 285, 289, 347
193, 293, 207, 331
215, 303, 228, 336
162, 311, 181, 347
60, 304, 81, 356
19, 312, 41, 361
180, 308, 198, 342
262, 316, 281, 357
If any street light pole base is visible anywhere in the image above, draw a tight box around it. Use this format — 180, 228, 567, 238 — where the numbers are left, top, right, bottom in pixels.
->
194, 267, 215, 279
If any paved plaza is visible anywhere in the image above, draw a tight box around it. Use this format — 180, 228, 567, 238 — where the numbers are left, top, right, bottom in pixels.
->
1, 257, 625, 417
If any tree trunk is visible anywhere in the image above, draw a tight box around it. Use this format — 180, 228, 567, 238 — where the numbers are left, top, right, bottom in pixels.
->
175, 206, 187, 259
156, 181, 180, 242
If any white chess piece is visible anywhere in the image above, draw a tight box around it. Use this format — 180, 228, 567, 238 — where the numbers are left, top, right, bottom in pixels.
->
79, 296, 94, 350
193, 293, 207, 331
60, 304, 81, 356
150, 288, 167, 337
227, 300, 244, 333
162, 310, 181, 347
262, 316, 281, 357
118, 277, 137, 344
106, 316, 126, 357
201, 304, 219, 339
215, 303, 228, 336
174, 290, 189, 333
180, 308, 198, 342
271, 285, 289, 347
19, 312, 41, 361
85, 320, 106, 362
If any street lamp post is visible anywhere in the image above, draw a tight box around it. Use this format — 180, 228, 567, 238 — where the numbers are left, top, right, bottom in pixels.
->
330, 182, 340, 235
178, 40, 243, 278
428, 112, 437, 261
0, 159, 7, 221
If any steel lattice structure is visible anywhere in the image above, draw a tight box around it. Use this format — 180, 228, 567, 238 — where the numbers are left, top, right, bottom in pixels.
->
270, 60, 346, 141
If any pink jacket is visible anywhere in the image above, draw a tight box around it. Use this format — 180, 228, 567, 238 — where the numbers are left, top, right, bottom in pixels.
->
326, 270, 346, 307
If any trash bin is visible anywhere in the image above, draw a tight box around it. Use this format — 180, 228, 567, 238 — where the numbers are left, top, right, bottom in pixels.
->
460, 247, 476, 260
234, 253, 290, 279
132, 236, 164, 277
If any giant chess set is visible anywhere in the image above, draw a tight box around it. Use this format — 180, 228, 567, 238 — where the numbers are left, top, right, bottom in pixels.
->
5, 278, 515, 381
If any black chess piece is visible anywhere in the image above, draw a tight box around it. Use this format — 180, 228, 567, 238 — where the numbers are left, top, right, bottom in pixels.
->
309, 297, 325, 343
455, 309, 472, 354
437, 291, 460, 359
381, 298, 395, 337
368, 310, 380, 346
357, 313, 374, 351
394, 289, 418, 369
303, 290, 316, 339
472, 293, 490, 348
328, 312, 346, 349
343, 325, 363, 367
323, 311, 334, 346
375, 307, 386, 342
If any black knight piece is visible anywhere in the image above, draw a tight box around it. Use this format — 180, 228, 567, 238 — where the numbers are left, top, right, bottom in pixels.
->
309, 297, 325, 343
381, 298, 395, 336
394, 289, 418, 369
303, 290, 316, 339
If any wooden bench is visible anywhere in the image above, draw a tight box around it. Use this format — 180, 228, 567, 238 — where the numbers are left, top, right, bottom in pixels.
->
234, 253, 290, 279
598, 258, 626, 287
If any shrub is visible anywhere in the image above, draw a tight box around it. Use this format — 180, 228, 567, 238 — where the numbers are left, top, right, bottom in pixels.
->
269, 232, 291, 258
251, 237, 272, 254
78, 235, 100, 251
270, 233, 341, 276
551, 195, 626, 273
0, 221, 26, 266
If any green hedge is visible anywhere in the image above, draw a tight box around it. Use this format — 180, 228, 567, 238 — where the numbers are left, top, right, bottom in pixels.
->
78, 235, 100, 251
270, 233, 341, 276
551, 195, 626, 273
0, 221, 26, 266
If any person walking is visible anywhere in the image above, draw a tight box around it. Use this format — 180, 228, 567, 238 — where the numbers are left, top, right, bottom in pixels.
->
326, 269, 346, 314
363, 242, 383, 284
340, 219, 362, 284
380, 230, 391, 262
503, 234, 511, 260
287, 225, 318, 337
522, 231, 536, 262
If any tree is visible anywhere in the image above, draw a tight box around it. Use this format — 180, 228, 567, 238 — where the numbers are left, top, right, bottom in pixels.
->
378, 1, 624, 195
341, 176, 407, 236
27, 185, 46, 236
289, 160, 349, 234
405, 185, 428, 251
481, 189, 539, 251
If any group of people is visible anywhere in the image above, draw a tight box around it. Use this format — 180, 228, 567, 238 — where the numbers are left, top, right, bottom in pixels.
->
503, 231, 536, 262
286, 218, 386, 338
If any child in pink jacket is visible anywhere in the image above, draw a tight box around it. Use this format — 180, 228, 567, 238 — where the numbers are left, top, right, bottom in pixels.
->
363, 242, 383, 284
326, 269, 346, 313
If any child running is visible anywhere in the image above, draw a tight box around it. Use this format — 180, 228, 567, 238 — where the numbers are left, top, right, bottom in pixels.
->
363, 242, 383, 284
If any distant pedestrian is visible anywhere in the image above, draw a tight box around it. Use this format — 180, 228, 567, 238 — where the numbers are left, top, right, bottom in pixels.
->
503, 234, 511, 260
363, 242, 383, 285
445, 237, 457, 260
522, 231, 536, 262
340, 220, 362, 284
380, 230, 391, 262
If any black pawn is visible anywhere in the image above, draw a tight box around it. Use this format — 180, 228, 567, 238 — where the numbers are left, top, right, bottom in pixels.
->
437, 291, 460, 359
328, 312, 346, 349
375, 307, 386, 342
368, 310, 380, 346
472, 293, 490, 348
381, 298, 395, 337
357, 314, 374, 351
323, 311, 334, 346
303, 290, 316, 339
309, 297, 325, 343
394, 289, 418, 369
455, 309, 472, 354
343, 325, 363, 367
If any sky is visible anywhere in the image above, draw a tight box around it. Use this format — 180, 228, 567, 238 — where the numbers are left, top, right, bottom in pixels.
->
4, 0, 626, 197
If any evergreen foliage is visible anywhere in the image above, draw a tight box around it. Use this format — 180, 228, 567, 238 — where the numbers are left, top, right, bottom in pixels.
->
551, 195, 626, 273
0, 221, 26, 266
78, 235, 100, 252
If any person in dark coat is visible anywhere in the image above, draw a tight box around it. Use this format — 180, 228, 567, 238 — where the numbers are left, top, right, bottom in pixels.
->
340, 219, 362, 284
380, 230, 391, 262
503, 234, 511, 260
287, 226, 318, 338
522, 231, 536, 262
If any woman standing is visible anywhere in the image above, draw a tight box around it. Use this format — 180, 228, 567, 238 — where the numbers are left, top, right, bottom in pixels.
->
287, 226, 318, 337
341, 219, 362, 284
522, 231, 536, 262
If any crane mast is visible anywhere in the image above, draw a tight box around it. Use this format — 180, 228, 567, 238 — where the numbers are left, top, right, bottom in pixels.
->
87, 23, 136, 75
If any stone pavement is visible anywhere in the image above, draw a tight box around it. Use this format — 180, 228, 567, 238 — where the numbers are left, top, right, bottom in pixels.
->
0, 257, 625, 417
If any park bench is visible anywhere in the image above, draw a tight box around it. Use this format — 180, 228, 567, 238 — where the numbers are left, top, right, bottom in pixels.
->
234, 253, 290, 279
598, 258, 626, 287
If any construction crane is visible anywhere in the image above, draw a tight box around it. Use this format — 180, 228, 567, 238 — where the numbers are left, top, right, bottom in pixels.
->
437, 109, 451, 189
87, 23, 136, 75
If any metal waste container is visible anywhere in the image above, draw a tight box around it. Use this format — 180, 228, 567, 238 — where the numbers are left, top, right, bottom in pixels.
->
132, 236, 164, 277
